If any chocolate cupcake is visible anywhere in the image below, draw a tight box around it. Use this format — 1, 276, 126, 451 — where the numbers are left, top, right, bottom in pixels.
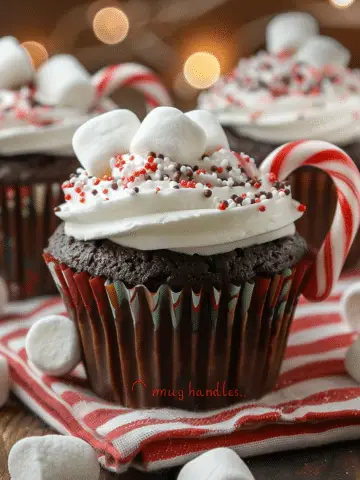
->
0, 38, 171, 299
198, 12, 360, 268
45, 107, 358, 410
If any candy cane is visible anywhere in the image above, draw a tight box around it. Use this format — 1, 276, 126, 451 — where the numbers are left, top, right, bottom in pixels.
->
260, 140, 360, 302
92, 63, 172, 111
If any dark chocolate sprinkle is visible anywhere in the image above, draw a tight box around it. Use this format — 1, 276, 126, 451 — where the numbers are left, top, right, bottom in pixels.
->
266, 192, 273, 199
111, 182, 118, 190
226, 165, 232, 171
149, 152, 156, 157
234, 196, 243, 205
158, 154, 164, 159
92, 189, 98, 195
173, 185, 180, 189
231, 194, 238, 200
285, 189, 290, 196
133, 187, 139, 193
204, 189, 212, 198
210, 165, 218, 172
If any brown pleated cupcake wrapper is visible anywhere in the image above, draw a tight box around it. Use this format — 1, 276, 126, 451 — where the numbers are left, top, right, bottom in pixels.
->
0, 182, 63, 300
43, 252, 313, 410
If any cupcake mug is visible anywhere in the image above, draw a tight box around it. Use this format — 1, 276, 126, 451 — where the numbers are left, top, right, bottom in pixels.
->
0, 36, 171, 300
44, 107, 360, 410
199, 12, 360, 268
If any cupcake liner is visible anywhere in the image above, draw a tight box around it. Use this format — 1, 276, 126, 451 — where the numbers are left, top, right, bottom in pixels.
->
224, 129, 360, 270
44, 252, 313, 410
0, 182, 63, 300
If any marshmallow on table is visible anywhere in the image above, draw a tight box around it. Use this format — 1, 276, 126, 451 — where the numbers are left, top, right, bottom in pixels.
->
25, 315, 81, 376
73, 109, 141, 178
0, 356, 9, 408
178, 448, 255, 480
130, 107, 207, 166
0, 36, 34, 89
266, 12, 319, 55
295, 36, 351, 68
8, 435, 100, 480
35, 54, 96, 112
345, 337, 360, 384
186, 110, 229, 154
0, 276, 8, 313
341, 282, 360, 332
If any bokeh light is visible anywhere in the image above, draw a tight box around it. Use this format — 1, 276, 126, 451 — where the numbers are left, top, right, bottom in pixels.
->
329, 0, 355, 8
183, 52, 220, 89
21, 41, 48, 69
93, 7, 129, 44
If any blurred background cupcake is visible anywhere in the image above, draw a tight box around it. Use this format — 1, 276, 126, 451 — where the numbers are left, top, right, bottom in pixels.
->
0, 36, 171, 300
198, 12, 360, 268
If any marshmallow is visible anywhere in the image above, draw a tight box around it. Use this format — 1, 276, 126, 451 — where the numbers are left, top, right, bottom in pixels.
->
341, 282, 360, 332
35, 54, 96, 112
185, 110, 229, 154
25, 315, 81, 376
0, 356, 9, 408
8, 435, 100, 480
295, 36, 351, 68
0, 276, 8, 313
0, 36, 34, 89
73, 109, 141, 178
345, 337, 360, 384
130, 107, 207, 165
266, 12, 319, 55
178, 448, 255, 480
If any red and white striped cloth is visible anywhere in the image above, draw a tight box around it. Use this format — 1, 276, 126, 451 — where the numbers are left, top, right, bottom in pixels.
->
1, 275, 360, 473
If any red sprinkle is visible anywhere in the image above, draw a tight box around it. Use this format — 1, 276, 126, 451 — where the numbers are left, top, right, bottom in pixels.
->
145, 162, 151, 169
255, 198, 261, 203
258, 205, 266, 212
93, 178, 100, 185
150, 164, 157, 172
129, 155, 135, 160
254, 182, 261, 189
298, 204, 307, 212
156, 187, 160, 193
75, 187, 81, 194
129, 176, 135, 183
103, 188, 109, 194
80, 198, 86, 204
80, 191, 86, 197
65, 194, 72, 201
218, 201, 228, 211
217, 167, 223, 174
148, 156, 154, 163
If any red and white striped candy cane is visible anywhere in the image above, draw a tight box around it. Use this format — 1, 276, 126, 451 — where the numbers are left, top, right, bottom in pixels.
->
92, 63, 172, 111
261, 140, 360, 302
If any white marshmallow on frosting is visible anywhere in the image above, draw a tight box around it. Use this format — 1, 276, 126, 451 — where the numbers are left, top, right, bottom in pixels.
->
8, 435, 100, 480
295, 36, 351, 68
341, 282, 360, 332
178, 448, 255, 480
345, 337, 360, 384
130, 107, 207, 165
35, 54, 96, 112
266, 12, 319, 55
0, 36, 34, 89
73, 109, 141, 178
0, 355, 9, 408
186, 110, 230, 154
25, 315, 81, 376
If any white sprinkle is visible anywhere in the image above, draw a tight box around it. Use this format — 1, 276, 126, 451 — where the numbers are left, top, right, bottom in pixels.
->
227, 178, 234, 187
76, 168, 83, 174
260, 195, 266, 201
128, 189, 136, 196
245, 182, 251, 188
195, 183, 204, 189
222, 180, 228, 186
279, 191, 286, 198
180, 166, 187, 173
74, 181, 82, 188
246, 192, 253, 197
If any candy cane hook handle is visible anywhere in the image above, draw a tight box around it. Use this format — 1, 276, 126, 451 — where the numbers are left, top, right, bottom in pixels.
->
261, 140, 360, 302
92, 63, 172, 111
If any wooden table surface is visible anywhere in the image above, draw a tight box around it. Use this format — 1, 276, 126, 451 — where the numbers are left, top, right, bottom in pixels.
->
1, 396, 360, 480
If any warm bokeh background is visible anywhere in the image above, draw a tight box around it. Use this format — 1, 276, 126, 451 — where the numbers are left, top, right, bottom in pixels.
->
1, 0, 359, 111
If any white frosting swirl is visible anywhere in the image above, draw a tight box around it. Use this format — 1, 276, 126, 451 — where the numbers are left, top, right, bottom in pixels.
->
56, 147, 304, 255
0, 88, 116, 155
199, 52, 360, 146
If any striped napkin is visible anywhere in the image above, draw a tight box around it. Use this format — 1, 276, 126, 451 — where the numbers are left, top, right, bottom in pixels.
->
0, 275, 359, 474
